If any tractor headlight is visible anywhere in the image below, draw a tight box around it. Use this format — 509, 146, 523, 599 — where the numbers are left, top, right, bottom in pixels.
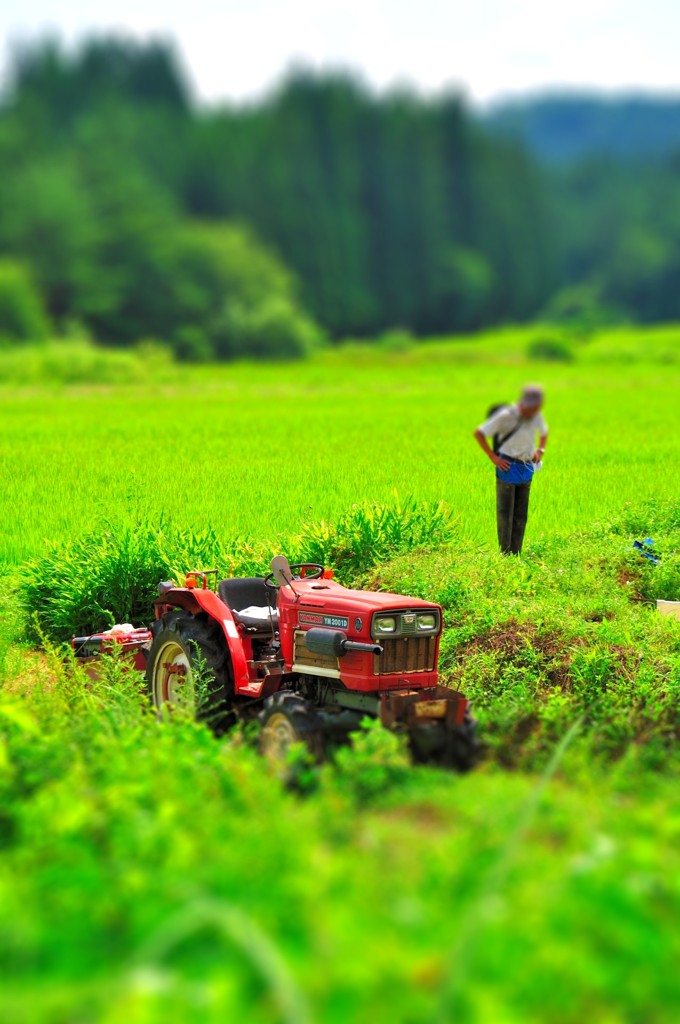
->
373, 615, 397, 635
372, 609, 440, 638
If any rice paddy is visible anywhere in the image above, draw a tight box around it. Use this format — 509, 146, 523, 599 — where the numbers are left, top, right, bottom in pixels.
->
1, 326, 679, 568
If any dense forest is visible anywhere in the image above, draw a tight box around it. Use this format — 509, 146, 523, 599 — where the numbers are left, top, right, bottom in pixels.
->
485, 94, 680, 164
1, 37, 680, 357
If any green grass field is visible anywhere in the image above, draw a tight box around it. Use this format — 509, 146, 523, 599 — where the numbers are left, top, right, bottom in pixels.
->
2, 325, 680, 567
2, 325, 680, 1023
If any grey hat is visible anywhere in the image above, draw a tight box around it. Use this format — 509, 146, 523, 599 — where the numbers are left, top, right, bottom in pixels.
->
519, 384, 544, 406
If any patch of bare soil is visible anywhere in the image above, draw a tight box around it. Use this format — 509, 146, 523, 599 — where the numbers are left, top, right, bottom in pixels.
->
449, 618, 589, 691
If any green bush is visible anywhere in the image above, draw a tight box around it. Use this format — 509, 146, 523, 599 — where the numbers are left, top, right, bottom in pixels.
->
0, 174, 323, 360
21, 520, 271, 642
296, 496, 459, 580
605, 497, 680, 537
377, 328, 415, 354
173, 324, 215, 362
170, 223, 324, 361
224, 295, 323, 360
526, 335, 575, 362
540, 284, 625, 337
0, 260, 51, 343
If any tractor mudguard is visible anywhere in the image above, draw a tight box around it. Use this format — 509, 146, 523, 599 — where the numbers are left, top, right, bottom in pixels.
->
154, 588, 251, 692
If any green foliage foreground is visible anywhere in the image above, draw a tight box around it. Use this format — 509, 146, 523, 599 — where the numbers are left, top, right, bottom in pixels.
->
1, 645, 680, 1024
4, 494, 680, 1019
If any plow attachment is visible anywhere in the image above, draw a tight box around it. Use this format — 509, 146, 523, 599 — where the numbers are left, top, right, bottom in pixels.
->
380, 685, 479, 771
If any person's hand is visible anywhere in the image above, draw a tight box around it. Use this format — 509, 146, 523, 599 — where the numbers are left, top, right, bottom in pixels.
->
532, 448, 544, 463
492, 454, 511, 471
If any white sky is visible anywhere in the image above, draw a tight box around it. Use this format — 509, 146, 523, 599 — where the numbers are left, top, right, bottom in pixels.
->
3, 0, 680, 107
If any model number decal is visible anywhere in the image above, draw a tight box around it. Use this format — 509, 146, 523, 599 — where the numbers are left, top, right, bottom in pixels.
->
299, 612, 349, 629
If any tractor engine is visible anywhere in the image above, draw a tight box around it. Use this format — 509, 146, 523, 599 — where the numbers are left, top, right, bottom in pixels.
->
268, 559, 475, 768
276, 578, 441, 691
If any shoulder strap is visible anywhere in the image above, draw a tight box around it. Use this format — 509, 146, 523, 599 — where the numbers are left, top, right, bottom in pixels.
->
496, 412, 522, 453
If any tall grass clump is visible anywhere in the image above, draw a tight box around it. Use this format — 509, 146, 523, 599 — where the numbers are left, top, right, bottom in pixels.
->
21, 498, 458, 642
603, 497, 680, 537
20, 520, 271, 642
295, 495, 458, 580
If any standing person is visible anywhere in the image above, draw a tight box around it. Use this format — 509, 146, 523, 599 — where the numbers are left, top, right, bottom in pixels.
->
473, 385, 548, 556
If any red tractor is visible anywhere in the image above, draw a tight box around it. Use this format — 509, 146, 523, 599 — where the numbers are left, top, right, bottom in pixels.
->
74, 556, 478, 768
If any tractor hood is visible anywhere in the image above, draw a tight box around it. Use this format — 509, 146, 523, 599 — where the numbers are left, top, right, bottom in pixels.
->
280, 578, 439, 615
275, 575, 444, 693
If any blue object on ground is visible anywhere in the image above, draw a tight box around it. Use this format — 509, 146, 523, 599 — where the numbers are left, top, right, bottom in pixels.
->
633, 538, 660, 564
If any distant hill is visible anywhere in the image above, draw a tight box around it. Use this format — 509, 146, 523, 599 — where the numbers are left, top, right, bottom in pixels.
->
482, 94, 680, 164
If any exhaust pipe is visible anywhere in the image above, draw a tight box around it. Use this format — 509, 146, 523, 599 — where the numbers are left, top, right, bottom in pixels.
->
304, 627, 383, 658
342, 638, 384, 656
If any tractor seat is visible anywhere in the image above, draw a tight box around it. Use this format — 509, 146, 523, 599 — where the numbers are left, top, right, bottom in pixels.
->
218, 577, 278, 633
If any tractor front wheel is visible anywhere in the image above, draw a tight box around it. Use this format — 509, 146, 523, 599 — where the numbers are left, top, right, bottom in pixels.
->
259, 692, 323, 763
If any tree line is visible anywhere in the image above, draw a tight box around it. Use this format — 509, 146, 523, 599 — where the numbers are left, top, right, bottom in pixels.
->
0, 37, 678, 356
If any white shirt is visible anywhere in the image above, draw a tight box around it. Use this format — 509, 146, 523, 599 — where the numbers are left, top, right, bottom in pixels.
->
479, 404, 548, 461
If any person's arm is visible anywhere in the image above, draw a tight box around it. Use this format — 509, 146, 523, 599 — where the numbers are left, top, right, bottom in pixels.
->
474, 429, 510, 471
533, 432, 548, 463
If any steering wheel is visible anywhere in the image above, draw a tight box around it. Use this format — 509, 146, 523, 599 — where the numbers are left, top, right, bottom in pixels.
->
264, 562, 326, 588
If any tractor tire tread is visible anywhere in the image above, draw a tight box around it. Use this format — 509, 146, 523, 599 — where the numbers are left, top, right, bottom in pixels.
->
259, 692, 324, 758
146, 611, 234, 732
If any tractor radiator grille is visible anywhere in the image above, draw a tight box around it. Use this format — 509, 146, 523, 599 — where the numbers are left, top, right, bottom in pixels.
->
374, 636, 436, 675
293, 630, 339, 675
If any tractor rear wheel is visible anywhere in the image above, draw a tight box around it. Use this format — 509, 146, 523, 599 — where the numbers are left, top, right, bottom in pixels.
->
146, 612, 233, 732
259, 692, 323, 763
